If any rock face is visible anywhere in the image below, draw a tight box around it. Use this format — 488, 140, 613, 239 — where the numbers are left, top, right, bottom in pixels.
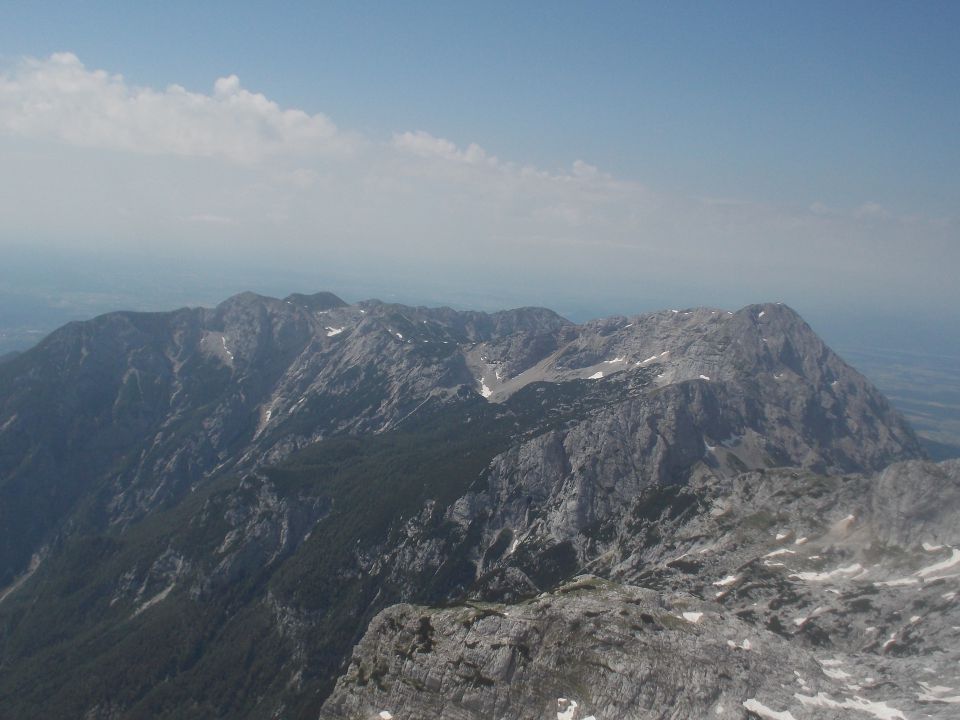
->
0, 291, 934, 720
323, 460, 960, 720
321, 579, 829, 720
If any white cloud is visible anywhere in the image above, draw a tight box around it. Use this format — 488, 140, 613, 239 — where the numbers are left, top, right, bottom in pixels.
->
392, 130, 494, 165
0, 52, 955, 315
0, 53, 351, 162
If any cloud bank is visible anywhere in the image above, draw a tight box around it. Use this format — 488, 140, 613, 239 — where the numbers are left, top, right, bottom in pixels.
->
0, 53, 955, 315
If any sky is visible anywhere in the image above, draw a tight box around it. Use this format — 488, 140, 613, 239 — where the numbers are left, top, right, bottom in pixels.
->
0, 1, 957, 351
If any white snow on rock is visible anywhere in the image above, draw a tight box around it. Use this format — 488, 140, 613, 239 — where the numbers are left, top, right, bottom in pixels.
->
378, 712, 393, 720
758, 311, 766, 318
916, 547, 960, 580
604, 356, 626, 363
479, 379, 492, 398
794, 692, 907, 719
641, 355, 659, 364
923, 542, 944, 552
699, 374, 711, 381
682, 611, 703, 623
557, 698, 578, 720
775, 532, 790, 541
789, 563, 863, 582
763, 548, 796, 558
325, 327, 344, 337
713, 574, 739, 587
874, 577, 919, 588
794, 537, 808, 545
742, 698, 796, 719
588, 371, 604, 380
134, 583, 175, 617
918, 681, 960, 703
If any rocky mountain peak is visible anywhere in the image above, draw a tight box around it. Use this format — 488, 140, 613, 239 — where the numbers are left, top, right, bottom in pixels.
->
0, 290, 939, 720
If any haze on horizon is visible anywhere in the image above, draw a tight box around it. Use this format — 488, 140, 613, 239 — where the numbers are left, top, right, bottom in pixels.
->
0, 2, 957, 353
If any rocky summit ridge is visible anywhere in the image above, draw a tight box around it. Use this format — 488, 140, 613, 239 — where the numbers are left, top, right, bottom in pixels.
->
0, 290, 948, 720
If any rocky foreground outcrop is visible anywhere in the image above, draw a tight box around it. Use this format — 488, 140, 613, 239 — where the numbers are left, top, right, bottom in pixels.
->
322, 461, 960, 720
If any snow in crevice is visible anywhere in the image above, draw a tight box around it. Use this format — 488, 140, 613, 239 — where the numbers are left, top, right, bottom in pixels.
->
588, 371, 604, 380
133, 583, 175, 617
325, 326, 344, 337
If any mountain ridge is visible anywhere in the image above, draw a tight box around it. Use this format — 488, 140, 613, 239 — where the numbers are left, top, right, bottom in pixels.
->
0, 290, 934, 719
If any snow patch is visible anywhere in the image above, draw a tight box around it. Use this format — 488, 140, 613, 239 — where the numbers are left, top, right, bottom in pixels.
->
758, 311, 766, 318
713, 574, 739, 587
764, 548, 796, 558
874, 577, 919, 587
588, 371, 604, 380
479, 379, 492, 398
918, 681, 960, 704
557, 698, 578, 720
742, 698, 796, 720
789, 563, 863, 582
917, 547, 960, 580
923, 542, 944, 552
682, 611, 703, 623
134, 584, 175, 616
379, 713, 393, 720
604, 356, 626, 364
794, 692, 907, 719
775, 532, 790, 541
325, 326, 344, 337
699, 374, 711, 381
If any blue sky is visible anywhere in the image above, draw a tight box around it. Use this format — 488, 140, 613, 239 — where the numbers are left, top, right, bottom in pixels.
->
0, 1, 957, 345
4, 1, 957, 213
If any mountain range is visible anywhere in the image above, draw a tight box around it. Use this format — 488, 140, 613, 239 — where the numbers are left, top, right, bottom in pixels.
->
0, 290, 955, 720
